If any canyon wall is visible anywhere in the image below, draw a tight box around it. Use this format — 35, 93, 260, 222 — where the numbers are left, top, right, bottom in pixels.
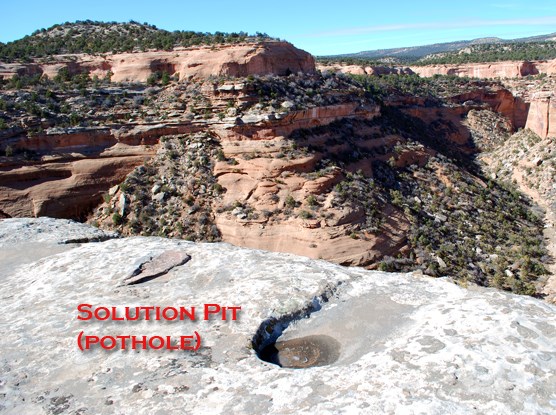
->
211, 103, 399, 267
317, 63, 415, 76
0, 122, 205, 218
0, 143, 155, 219
0, 153, 150, 218
408, 60, 556, 138
317, 60, 556, 139
0, 100, 379, 222
0, 118, 217, 218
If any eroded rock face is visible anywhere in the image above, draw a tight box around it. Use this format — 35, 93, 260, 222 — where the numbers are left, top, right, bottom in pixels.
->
406, 61, 556, 138
525, 92, 556, 138
407, 61, 556, 139
0, 42, 315, 82
0, 152, 152, 218
212, 103, 389, 268
1, 218, 555, 414
317, 63, 415, 76
316, 60, 556, 139
318, 59, 556, 79
410, 59, 556, 78
88, 101, 406, 268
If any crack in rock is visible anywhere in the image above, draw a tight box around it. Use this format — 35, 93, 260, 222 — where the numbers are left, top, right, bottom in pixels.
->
62, 234, 120, 244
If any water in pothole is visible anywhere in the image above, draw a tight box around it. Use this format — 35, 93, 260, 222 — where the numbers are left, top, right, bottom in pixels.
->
259, 292, 414, 368
259, 335, 341, 368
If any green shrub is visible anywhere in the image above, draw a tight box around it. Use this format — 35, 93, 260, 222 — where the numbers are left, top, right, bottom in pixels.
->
112, 212, 123, 225
299, 210, 313, 219
285, 195, 296, 208
306, 195, 318, 207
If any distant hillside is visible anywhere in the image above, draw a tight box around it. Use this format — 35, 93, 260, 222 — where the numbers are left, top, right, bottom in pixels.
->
326, 32, 556, 62
0, 20, 275, 62
415, 41, 556, 65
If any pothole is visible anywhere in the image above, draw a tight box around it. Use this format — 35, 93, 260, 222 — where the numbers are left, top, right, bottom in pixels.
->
258, 334, 341, 368
253, 281, 415, 368
252, 282, 342, 369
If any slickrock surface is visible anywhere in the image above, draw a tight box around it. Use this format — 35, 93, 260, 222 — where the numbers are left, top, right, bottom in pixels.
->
0, 217, 118, 277
1, 218, 555, 414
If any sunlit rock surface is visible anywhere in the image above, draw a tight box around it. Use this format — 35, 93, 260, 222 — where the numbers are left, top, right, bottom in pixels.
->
1, 218, 555, 414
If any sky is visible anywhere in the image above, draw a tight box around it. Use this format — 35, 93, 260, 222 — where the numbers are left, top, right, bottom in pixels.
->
1, 1, 555, 56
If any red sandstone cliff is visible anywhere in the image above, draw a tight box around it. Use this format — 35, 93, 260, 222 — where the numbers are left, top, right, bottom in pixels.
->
409, 60, 551, 78
0, 42, 315, 82
319, 60, 556, 139
524, 92, 556, 139
317, 63, 415, 76
317, 59, 556, 80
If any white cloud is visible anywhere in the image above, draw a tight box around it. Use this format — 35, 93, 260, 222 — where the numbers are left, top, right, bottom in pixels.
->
301, 16, 556, 38
491, 3, 556, 11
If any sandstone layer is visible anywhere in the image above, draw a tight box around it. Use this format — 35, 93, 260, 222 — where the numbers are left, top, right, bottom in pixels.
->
410, 60, 556, 139
524, 91, 556, 138
501, 77, 556, 139
411, 60, 556, 138
0, 42, 315, 82
410, 59, 556, 79
1, 218, 555, 414
0, 135, 156, 218
211, 102, 406, 266
317, 59, 556, 79
317, 63, 415, 76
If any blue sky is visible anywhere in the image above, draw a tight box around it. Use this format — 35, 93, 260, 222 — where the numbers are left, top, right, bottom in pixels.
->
2, 1, 555, 55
